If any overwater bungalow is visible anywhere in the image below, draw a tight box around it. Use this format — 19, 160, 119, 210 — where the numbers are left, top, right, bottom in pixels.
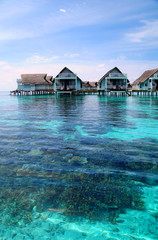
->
98, 67, 128, 94
132, 68, 158, 91
16, 74, 54, 95
11, 66, 158, 97
53, 67, 83, 94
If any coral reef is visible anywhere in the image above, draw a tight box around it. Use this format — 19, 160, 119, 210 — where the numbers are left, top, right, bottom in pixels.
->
0, 169, 144, 226
59, 173, 144, 222
0, 187, 36, 225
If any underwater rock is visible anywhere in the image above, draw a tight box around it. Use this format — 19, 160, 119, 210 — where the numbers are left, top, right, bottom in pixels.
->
63, 229, 83, 239
13, 233, 26, 240
28, 149, 43, 156
10, 230, 17, 239
16, 167, 39, 177
62, 153, 73, 160
125, 160, 158, 172
68, 156, 88, 165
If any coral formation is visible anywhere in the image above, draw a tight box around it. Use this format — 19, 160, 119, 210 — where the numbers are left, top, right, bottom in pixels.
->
0, 169, 144, 225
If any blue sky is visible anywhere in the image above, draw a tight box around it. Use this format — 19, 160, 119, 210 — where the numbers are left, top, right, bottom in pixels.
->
0, 0, 158, 90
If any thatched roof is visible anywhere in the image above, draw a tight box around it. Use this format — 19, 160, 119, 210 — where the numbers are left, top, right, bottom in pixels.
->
21, 74, 48, 85
132, 68, 158, 85
98, 67, 125, 83
55, 67, 83, 82
46, 76, 53, 85
90, 82, 98, 87
83, 81, 97, 87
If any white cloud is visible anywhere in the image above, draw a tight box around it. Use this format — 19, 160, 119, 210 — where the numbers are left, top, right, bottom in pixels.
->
127, 20, 158, 43
0, 61, 6, 66
0, 61, 19, 90
0, 0, 156, 43
2, 65, 13, 70
96, 64, 106, 72
97, 64, 105, 68
0, 28, 36, 41
69, 53, 80, 58
0, 61, 13, 71
43, 2, 114, 33
26, 53, 80, 65
26, 55, 60, 64
64, 53, 80, 58
59, 9, 66, 13
43, 0, 156, 35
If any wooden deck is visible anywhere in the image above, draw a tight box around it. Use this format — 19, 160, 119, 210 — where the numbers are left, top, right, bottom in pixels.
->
56, 91, 72, 96
98, 90, 130, 96
10, 89, 158, 97
131, 90, 158, 96
10, 90, 55, 96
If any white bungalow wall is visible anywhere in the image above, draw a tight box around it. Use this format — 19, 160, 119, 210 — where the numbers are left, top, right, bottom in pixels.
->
18, 84, 31, 91
98, 78, 106, 90
77, 78, 83, 90
35, 84, 53, 90
139, 81, 148, 90
18, 84, 53, 91
55, 68, 82, 91
98, 68, 127, 90
108, 69, 127, 90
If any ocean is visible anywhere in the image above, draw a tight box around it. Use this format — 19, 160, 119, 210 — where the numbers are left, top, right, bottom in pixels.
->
0, 91, 158, 239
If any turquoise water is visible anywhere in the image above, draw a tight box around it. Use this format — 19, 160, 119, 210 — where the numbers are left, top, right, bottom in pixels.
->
0, 92, 158, 239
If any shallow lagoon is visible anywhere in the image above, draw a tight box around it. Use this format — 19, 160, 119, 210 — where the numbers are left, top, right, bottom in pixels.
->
0, 92, 158, 239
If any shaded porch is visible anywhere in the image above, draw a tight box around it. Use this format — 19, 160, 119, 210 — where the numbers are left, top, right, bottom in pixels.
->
152, 79, 158, 90
55, 79, 77, 91
107, 78, 127, 90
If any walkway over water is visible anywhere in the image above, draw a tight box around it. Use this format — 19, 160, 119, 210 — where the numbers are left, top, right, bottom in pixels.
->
10, 89, 158, 97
